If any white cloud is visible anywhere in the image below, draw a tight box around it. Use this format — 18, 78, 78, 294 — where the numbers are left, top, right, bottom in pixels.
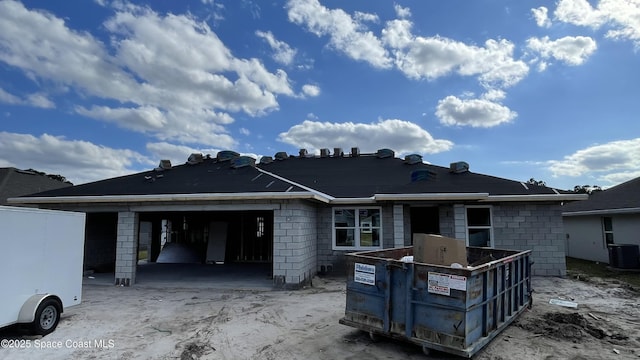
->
277, 119, 453, 155
26, 93, 55, 109
301, 84, 320, 97
555, 0, 640, 47
527, 36, 597, 66
0, 88, 22, 105
255, 30, 297, 65
548, 138, 640, 186
531, 6, 552, 28
354, 11, 379, 23
435, 95, 517, 128
382, 23, 529, 88
0, 1, 300, 148
239, 128, 250, 136
0, 88, 55, 108
286, 0, 392, 69
394, 4, 412, 19
0, 131, 152, 185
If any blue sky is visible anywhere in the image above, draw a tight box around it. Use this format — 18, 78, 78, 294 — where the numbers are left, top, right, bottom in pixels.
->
0, 0, 639, 189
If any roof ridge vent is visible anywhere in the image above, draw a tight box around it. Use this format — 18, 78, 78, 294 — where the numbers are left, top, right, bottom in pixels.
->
275, 151, 288, 160
217, 150, 240, 162
450, 161, 469, 173
411, 169, 437, 182
259, 156, 273, 165
299, 148, 308, 157
404, 154, 423, 165
231, 156, 256, 169
187, 153, 204, 165
376, 148, 395, 158
333, 148, 343, 157
350, 147, 360, 157
320, 148, 330, 158
155, 159, 172, 171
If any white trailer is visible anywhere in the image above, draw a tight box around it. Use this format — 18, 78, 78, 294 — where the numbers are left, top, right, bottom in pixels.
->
0, 205, 85, 335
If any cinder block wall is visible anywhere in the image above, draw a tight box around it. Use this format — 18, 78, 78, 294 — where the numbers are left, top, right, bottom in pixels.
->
492, 203, 566, 276
272, 200, 318, 288
115, 211, 139, 286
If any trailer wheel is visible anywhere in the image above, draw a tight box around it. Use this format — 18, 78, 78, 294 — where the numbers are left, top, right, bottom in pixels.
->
32, 298, 61, 335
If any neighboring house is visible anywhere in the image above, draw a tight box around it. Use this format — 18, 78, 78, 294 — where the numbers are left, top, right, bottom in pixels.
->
562, 177, 640, 263
0, 167, 71, 205
9, 148, 585, 288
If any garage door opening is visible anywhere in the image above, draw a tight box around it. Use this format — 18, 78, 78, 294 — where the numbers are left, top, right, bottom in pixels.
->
139, 210, 273, 266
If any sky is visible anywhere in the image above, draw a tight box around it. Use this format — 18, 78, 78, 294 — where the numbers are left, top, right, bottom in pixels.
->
0, 0, 639, 190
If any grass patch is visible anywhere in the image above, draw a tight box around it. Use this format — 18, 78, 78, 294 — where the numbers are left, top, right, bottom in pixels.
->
566, 257, 640, 289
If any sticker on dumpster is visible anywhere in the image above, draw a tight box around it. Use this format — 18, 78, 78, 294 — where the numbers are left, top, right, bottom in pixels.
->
354, 263, 376, 286
449, 275, 467, 291
428, 272, 467, 296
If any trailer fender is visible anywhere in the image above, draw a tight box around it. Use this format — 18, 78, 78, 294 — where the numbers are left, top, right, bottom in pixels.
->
17, 294, 62, 324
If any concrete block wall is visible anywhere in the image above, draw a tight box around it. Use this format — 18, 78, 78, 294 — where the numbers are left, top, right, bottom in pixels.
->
272, 200, 317, 288
115, 211, 139, 286
438, 205, 455, 238
492, 203, 566, 276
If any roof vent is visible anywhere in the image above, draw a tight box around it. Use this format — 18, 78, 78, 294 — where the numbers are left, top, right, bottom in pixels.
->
320, 148, 330, 158
187, 153, 204, 165
333, 148, 343, 157
350, 147, 360, 157
299, 148, 308, 157
231, 156, 256, 169
275, 151, 288, 160
411, 169, 437, 182
450, 161, 469, 173
404, 154, 423, 165
155, 159, 172, 171
217, 150, 240, 162
259, 156, 273, 165
376, 148, 395, 158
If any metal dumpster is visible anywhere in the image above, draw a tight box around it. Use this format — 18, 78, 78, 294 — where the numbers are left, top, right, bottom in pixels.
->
339, 246, 532, 358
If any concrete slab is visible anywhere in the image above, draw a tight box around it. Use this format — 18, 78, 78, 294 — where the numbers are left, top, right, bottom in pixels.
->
84, 262, 274, 290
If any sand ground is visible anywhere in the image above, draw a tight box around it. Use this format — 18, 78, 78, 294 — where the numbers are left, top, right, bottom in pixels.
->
1, 275, 638, 360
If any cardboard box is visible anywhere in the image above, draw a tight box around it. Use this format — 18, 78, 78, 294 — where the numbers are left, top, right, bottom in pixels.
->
413, 233, 468, 266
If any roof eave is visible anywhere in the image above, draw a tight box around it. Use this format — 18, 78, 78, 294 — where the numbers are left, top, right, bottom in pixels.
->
374, 193, 490, 201
562, 207, 640, 216
480, 194, 589, 202
7, 191, 330, 205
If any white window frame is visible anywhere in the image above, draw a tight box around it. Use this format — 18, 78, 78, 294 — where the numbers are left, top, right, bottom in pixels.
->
602, 216, 614, 247
465, 205, 494, 248
332, 207, 383, 250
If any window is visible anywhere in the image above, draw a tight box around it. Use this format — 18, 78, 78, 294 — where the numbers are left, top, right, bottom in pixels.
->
333, 207, 382, 250
466, 206, 493, 247
602, 217, 614, 246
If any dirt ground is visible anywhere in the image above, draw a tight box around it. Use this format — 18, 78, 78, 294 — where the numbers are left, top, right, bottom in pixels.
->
1, 275, 639, 360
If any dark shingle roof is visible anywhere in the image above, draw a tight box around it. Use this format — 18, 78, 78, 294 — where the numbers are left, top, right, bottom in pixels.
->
0, 168, 71, 204
25, 159, 303, 198
260, 154, 557, 198
562, 177, 640, 214
21, 153, 561, 200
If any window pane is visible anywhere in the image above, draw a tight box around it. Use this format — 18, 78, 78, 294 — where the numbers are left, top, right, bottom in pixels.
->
335, 209, 355, 227
335, 229, 355, 247
467, 208, 491, 226
603, 217, 613, 231
359, 228, 380, 247
605, 233, 614, 245
359, 209, 380, 227
469, 229, 490, 247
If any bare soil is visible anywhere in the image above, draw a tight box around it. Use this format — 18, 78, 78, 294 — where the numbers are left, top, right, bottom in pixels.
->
1, 275, 639, 359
